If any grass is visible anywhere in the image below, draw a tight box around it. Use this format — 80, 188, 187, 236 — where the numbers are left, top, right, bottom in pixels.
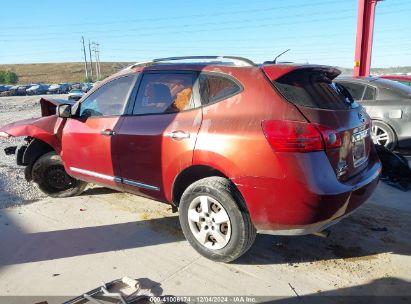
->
0, 62, 133, 84
0, 62, 409, 84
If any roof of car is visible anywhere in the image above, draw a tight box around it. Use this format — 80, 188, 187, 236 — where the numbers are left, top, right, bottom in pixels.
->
335, 76, 411, 94
92, 57, 339, 94
379, 75, 411, 81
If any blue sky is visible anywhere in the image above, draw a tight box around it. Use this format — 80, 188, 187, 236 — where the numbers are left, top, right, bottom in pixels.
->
0, 0, 409, 67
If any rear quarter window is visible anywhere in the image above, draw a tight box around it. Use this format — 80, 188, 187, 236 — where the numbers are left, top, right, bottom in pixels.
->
337, 82, 366, 100
199, 73, 242, 105
273, 70, 352, 110
363, 86, 377, 100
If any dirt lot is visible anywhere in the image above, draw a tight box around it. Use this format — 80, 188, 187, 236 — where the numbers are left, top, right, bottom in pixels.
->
0, 95, 410, 302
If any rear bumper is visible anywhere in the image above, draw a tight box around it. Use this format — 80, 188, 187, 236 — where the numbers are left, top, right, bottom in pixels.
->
234, 150, 381, 235
258, 209, 352, 236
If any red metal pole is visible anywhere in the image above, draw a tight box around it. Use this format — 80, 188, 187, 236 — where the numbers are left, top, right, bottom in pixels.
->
353, 0, 380, 77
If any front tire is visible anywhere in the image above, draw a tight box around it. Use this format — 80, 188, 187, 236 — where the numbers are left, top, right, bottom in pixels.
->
372, 120, 397, 150
32, 152, 87, 198
179, 177, 256, 263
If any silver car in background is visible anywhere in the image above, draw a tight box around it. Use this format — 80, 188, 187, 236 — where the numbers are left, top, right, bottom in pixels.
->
335, 77, 411, 150
68, 89, 84, 101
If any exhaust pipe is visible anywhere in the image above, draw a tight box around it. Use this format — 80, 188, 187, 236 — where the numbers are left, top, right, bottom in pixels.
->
313, 229, 331, 238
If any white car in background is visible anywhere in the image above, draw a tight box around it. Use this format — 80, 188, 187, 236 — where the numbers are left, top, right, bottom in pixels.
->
67, 89, 84, 101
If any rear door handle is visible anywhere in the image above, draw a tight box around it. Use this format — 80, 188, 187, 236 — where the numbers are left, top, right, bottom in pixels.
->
165, 130, 190, 140
100, 129, 116, 136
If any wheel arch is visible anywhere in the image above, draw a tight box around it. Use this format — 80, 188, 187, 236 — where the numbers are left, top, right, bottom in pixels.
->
171, 165, 249, 213
22, 138, 55, 181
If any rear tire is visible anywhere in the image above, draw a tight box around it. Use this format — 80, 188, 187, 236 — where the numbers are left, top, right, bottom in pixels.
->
32, 152, 87, 198
179, 177, 256, 263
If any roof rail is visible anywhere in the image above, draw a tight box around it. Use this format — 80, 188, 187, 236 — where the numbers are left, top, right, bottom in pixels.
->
152, 56, 256, 66
124, 56, 256, 70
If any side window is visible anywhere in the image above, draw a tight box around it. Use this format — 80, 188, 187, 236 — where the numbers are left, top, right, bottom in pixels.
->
199, 74, 242, 105
363, 86, 377, 100
79, 75, 135, 117
133, 73, 195, 115
338, 82, 366, 101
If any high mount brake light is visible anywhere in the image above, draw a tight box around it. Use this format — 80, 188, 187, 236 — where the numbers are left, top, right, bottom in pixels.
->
262, 120, 342, 152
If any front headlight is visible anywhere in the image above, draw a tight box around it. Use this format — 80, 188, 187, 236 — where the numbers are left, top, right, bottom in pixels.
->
0, 131, 10, 138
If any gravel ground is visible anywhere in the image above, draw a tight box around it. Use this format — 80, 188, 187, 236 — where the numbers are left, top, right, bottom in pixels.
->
0, 95, 67, 208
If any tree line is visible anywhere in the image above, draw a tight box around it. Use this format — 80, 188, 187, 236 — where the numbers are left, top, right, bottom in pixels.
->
0, 71, 19, 84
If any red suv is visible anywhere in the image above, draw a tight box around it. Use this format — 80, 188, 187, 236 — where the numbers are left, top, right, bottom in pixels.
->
0, 56, 381, 262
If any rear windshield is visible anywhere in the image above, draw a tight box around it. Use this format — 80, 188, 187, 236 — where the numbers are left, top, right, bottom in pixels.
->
273, 69, 353, 110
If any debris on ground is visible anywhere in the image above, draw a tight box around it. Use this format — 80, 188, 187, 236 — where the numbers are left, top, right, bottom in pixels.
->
64, 277, 155, 304
376, 145, 411, 192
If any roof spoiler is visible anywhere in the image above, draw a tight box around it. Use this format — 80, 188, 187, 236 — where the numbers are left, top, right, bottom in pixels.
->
262, 64, 341, 81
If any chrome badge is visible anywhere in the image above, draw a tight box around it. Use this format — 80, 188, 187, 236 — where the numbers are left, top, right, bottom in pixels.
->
358, 112, 366, 123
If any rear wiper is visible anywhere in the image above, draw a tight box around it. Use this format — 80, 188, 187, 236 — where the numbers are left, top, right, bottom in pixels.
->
335, 83, 354, 104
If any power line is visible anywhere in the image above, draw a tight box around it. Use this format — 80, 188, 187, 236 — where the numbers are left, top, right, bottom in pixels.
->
2, 7, 409, 43
4, 35, 411, 60
0, 8, 357, 39
3, 0, 345, 31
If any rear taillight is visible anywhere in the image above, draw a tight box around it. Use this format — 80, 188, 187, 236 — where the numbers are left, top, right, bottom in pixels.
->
261, 120, 342, 152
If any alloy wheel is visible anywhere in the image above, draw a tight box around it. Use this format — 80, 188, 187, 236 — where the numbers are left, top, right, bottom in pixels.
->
372, 125, 390, 147
187, 195, 231, 250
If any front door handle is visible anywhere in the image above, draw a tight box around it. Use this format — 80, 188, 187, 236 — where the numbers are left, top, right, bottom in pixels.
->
100, 129, 116, 136
165, 130, 190, 140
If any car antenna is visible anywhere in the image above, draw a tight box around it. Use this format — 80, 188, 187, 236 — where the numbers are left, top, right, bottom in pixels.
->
273, 49, 291, 64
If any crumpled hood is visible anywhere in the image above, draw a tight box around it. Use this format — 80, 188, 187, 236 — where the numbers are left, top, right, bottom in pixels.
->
0, 97, 74, 152
0, 115, 65, 152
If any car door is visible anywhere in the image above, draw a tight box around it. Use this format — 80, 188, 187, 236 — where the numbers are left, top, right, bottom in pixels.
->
363, 85, 411, 148
61, 74, 137, 190
114, 71, 202, 201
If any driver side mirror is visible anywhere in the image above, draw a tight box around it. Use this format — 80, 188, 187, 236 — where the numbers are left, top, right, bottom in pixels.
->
57, 104, 72, 118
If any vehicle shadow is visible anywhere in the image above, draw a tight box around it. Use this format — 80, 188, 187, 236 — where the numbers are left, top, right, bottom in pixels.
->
236, 203, 411, 265
0, 214, 184, 267
259, 277, 411, 303
1, 199, 410, 267
82, 186, 119, 196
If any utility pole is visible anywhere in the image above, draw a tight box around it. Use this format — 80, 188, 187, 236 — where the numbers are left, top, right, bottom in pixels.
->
92, 42, 100, 80
96, 43, 101, 80
81, 36, 89, 80
88, 40, 93, 80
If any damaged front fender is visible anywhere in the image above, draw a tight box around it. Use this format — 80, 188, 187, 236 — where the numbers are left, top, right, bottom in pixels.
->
0, 116, 66, 153
0, 97, 75, 143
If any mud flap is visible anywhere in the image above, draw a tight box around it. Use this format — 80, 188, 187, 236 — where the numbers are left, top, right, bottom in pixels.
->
16, 146, 27, 165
